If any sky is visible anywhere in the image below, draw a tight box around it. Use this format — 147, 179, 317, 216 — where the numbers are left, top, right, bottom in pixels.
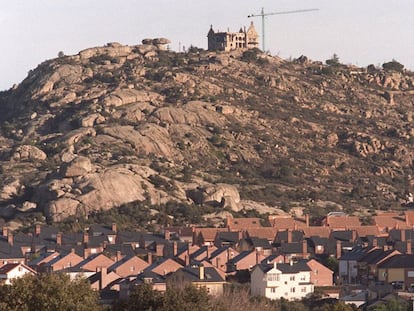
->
1, 0, 414, 90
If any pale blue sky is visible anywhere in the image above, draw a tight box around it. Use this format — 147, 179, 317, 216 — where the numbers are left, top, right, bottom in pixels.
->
1, 0, 413, 90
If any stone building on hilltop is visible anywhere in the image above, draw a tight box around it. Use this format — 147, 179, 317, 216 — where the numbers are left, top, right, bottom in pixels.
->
207, 22, 259, 52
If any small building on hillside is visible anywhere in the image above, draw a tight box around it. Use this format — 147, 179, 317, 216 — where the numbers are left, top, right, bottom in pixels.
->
207, 22, 259, 52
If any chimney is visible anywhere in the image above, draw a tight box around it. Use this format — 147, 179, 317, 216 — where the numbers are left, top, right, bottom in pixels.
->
35, 224, 41, 236
185, 255, 190, 266
216, 257, 221, 269
99, 267, 108, 290
7, 233, 13, 246
306, 214, 310, 227
199, 264, 205, 280
83, 231, 89, 245
290, 259, 293, 266
2, 227, 7, 237
84, 248, 91, 259
336, 240, 342, 259
352, 230, 357, 242
407, 240, 412, 255
226, 215, 232, 229
373, 238, 378, 248
173, 241, 178, 256
192, 227, 196, 246
147, 252, 153, 265
238, 230, 243, 241
165, 229, 170, 241
302, 239, 308, 257
30, 242, 36, 254
156, 244, 163, 257
401, 229, 406, 242
111, 223, 117, 233
56, 232, 62, 246
103, 241, 108, 249
255, 249, 260, 264
287, 229, 292, 243
116, 251, 122, 262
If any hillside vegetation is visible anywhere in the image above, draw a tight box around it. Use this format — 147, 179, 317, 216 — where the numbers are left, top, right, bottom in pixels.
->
1, 40, 414, 228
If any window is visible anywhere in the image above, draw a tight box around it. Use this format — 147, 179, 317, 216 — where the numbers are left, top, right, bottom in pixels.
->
290, 287, 295, 293
270, 288, 276, 293
267, 273, 280, 281
290, 276, 295, 281
301, 287, 307, 293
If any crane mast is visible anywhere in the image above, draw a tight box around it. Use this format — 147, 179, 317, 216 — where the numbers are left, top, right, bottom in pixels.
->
248, 7, 318, 52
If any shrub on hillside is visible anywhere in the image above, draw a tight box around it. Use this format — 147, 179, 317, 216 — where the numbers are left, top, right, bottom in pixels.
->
382, 60, 404, 72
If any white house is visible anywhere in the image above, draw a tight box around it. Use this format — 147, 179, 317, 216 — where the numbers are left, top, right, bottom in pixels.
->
251, 261, 314, 301
0, 263, 37, 285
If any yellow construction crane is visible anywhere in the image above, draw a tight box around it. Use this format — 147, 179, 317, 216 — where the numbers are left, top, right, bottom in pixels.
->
248, 7, 319, 51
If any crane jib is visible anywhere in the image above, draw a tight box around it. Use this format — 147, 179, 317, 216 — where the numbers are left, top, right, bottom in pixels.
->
247, 7, 319, 51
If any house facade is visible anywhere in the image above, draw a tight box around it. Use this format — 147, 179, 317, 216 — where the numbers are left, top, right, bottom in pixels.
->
251, 262, 314, 301
0, 263, 37, 285
207, 22, 259, 52
166, 265, 226, 296
306, 259, 333, 287
377, 254, 414, 290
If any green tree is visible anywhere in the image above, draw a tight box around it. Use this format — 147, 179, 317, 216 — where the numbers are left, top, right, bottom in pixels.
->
114, 284, 212, 311
326, 53, 340, 66
323, 256, 339, 275
0, 273, 100, 311
382, 60, 404, 72
162, 286, 211, 311
113, 283, 163, 311
369, 298, 409, 311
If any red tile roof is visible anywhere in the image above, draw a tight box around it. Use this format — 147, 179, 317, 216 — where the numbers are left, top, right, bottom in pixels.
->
348, 226, 382, 237
226, 217, 263, 230
302, 226, 331, 238
245, 228, 277, 241
374, 213, 410, 230
269, 216, 307, 230
194, 228, 228, 241
325, 215, 361, 229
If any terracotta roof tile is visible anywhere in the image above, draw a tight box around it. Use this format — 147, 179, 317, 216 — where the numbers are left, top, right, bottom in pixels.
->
194, 228, 227, 241
245, 228, 277, 241
374, 213, 410, 230
347, 226, 381, 237
226, 217, 263, 230
404, 211, 414, 227
269, 216, 307, 230
302, 226, 331, 238
151, 258, 183, 276
325, 215, 361, 229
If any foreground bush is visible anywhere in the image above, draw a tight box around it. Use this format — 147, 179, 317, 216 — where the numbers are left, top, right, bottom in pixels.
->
0, 273, 100, 311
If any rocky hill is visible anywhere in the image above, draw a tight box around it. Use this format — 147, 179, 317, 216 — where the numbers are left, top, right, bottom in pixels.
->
1, 39, 414, 227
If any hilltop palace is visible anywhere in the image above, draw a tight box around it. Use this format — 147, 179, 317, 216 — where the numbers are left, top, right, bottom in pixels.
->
207, 22, 259, 52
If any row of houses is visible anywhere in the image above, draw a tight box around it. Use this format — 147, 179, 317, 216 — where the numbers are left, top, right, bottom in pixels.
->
0, 211, 414, 302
